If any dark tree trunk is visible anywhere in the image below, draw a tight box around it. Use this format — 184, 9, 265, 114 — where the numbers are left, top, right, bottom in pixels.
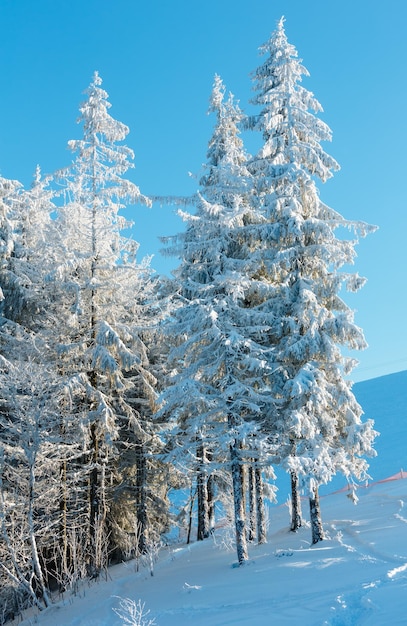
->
290, 469, 302, 532
241, 461, 247, 523
89, 422, 99, 566
255, 466, 267, 544
59, 456, 68, 580
309, 484, 324, 544
207, 473, 215, 533
136, 441, 148, 553
88, 420, 107, 575
197, 445, 210, 540
248, 464, 256, 542
289, 439, 302, 532
28, 463, 51, 607
186, 485, 196, 545
230, 440, 248, 564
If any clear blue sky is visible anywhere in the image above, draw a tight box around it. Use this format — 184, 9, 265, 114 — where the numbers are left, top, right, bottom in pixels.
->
0, 0, 406, 383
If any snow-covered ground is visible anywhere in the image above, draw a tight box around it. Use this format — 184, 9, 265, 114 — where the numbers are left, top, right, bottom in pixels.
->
11, 371, 407, 626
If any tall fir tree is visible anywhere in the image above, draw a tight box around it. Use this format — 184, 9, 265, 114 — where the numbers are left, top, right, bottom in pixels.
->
52, 72, 160, 573
0, 176, 24, 341
248, 18, 377, 542
159, 76, 276, 562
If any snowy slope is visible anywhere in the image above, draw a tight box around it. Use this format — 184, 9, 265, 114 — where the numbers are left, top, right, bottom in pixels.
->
10, 370, 407, 626
354, 370, 407, 481
266, 369, 407, 500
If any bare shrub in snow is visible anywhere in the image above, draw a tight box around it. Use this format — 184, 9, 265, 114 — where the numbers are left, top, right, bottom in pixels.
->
112, 596, 156, 626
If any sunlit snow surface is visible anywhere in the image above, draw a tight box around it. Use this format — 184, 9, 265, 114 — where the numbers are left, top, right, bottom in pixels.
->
12, 371, 407, 626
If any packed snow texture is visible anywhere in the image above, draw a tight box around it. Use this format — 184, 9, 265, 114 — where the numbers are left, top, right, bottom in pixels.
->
10, 371, 407, 626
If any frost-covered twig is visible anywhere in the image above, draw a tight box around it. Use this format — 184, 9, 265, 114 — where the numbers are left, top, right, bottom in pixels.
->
112, 597, 156, 626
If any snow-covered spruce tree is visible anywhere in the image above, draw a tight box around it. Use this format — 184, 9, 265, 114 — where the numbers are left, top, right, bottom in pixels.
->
159, 76, 276, 563
0, 172, 83, 601
0, 361, 66, 612
9, 167, 58, 325
0, 169, 57, 341
248, 18, 377, 542
0, 176, 26, 342
110, 276, 173, 561
52, 72, 161, 574
0, 168, 74, 393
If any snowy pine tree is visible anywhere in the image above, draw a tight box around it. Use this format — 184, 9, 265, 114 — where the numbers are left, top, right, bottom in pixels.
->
0, 176, 25, 340
0, 362, 66, 610
159, 76, 276, 562
51, 72, 161, 573
248, 18, 377, 542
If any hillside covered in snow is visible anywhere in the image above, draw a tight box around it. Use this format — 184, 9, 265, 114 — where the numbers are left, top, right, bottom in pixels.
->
10, 370, 407, 626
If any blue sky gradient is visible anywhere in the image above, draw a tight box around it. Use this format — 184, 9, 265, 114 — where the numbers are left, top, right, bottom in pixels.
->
0, 0, 405, 382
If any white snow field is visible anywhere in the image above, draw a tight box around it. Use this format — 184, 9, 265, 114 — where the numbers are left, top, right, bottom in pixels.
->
12, 371, 407, 626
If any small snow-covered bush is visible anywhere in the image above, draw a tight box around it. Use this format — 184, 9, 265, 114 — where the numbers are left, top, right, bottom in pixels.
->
212, 523, 235, 553
112, 596, 156, 626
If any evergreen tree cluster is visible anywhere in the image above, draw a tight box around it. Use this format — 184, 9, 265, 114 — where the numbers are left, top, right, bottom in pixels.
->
0, 18, 376, 620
